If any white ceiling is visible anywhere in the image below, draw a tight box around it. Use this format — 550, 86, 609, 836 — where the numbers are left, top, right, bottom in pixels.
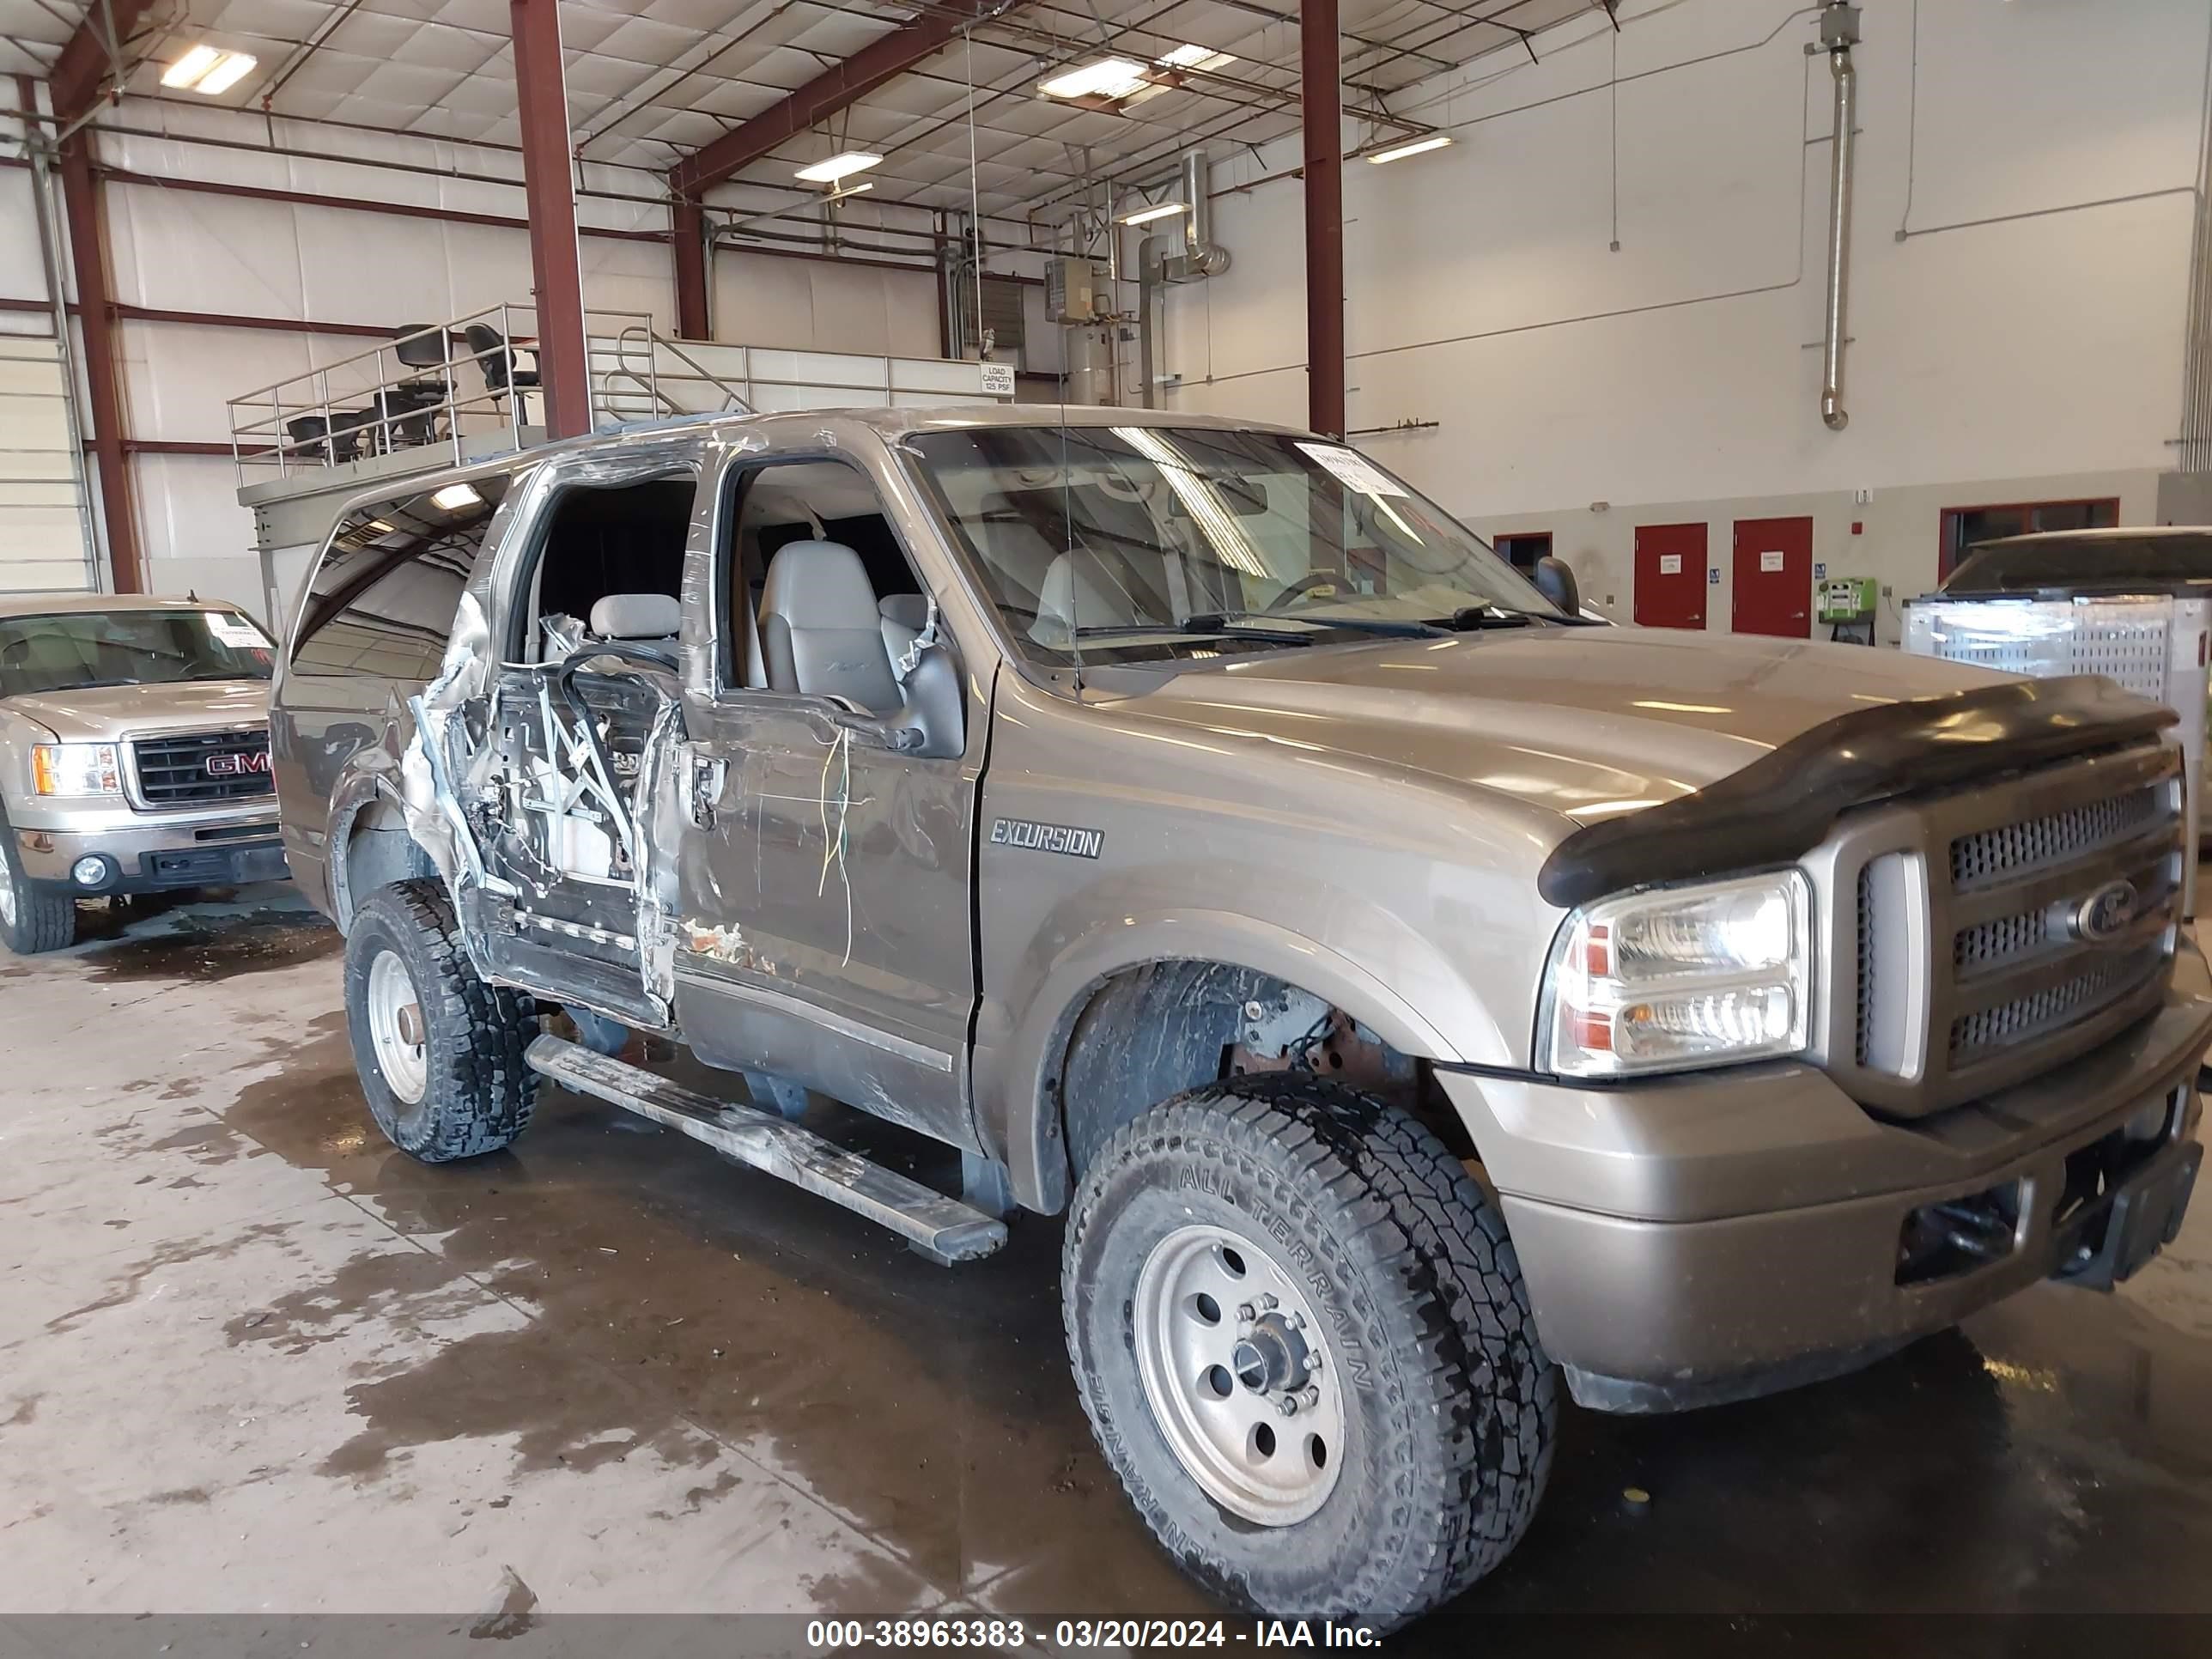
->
0, 0, 1604, 221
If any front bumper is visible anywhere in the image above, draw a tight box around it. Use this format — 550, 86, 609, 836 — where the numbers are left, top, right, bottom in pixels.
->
12, 808, 288, 896
1436, 945, 2212, 1412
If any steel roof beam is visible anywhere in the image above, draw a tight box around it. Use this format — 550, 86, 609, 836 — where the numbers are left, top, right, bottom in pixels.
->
669, 0, 1034, 199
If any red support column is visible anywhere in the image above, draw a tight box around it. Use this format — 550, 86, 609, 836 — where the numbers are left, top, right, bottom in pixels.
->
672, 194, 710, 340
1301, 0, 1346, 440
509, 0, 591, 439
57, 133, 141, 593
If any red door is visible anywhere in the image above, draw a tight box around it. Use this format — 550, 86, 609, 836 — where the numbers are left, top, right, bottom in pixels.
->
1633, 522, 1708, 629
1733, 516, 1813, 638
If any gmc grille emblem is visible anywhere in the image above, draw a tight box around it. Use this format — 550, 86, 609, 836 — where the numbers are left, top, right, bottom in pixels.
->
206, 750, 272, 777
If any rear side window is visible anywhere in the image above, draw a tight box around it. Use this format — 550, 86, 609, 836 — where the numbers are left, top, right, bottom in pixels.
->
290, 477, 508, 679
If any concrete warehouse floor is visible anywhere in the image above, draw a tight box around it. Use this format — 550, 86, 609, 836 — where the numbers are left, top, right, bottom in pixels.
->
3, 888, 2211, 1647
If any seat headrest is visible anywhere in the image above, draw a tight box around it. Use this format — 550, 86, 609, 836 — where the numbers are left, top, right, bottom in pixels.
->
878, 593, 930, 631
589, 592, 681, 640
763, 541, 877, 627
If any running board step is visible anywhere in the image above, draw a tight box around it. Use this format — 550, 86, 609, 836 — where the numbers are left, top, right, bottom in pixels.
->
524, 1035, 1006, 1265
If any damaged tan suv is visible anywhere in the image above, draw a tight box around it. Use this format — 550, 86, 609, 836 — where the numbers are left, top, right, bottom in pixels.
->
270, 408, 2210, 1628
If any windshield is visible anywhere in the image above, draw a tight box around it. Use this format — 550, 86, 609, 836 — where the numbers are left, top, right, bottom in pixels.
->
1944, 534, 2212, 594
905, 424, 1557, 664
0, 609, 274, 698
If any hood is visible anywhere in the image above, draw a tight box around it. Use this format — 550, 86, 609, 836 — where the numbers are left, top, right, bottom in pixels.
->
1116, 627, 2008, 825
1, 678, 271, 744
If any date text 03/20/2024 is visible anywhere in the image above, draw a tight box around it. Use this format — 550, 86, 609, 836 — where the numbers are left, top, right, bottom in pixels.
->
805, 1620, 1383, 1649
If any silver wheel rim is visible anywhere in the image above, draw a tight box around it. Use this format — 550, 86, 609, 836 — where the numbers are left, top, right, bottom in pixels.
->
1133, 1222, 1346, 1526
366, 949, 428, 1105
0, 865, 15, 927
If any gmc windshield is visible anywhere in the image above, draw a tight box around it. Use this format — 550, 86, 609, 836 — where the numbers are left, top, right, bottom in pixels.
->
0, 610, 274, 698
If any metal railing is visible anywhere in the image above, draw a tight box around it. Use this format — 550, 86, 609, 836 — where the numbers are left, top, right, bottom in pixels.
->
226, 302, 658, 483
609, 325, 755, 418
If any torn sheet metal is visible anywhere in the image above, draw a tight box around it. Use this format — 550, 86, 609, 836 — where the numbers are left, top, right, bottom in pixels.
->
399, 596, 688, 1030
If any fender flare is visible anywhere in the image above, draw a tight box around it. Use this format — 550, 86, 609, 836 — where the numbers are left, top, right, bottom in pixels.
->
325, 766, 415, 929
996, 906, 1512, 1212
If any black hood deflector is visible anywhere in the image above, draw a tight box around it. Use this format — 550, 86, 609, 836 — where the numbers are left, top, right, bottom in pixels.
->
1536, 675, 2176, 909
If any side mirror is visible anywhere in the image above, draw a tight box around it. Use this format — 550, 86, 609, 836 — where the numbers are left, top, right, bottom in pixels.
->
1534, 555, 1581, 617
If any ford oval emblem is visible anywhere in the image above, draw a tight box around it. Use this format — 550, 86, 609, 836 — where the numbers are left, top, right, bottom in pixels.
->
2072, 879, 2139, 945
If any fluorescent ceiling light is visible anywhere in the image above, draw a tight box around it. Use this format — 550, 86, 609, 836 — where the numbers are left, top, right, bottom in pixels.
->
431, 482, 482, 512
1038, 57, 1149, 100
1366, 134, 1453, 165
195, 52, 258, 94
161, 43, 257, 94
1120, 201, 1185, 226
161, 45, 222, 88
1157, 44, 1234, 71
794, 149, 883, 184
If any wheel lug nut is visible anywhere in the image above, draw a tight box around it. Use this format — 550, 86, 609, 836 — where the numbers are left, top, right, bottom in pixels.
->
1301, 1387, 1321, 1408
1259, 1293, 1279, 1311
1279, 1395, 1299, 1417
1237, 1303, 1255, 1322
1286, 1312, 1305, 1330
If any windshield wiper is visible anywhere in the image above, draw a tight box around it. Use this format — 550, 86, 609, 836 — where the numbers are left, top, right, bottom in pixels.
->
1422, 606, 1596, 631
1178, 611, 1449, 639
1072, 621, 1317, 645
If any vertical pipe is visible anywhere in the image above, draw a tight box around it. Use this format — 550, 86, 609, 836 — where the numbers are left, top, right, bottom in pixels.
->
672, 194, 711, 340
19, 79, 100, 592
2179, 14, 2212, 475
1301, 0, 1346, 438
1138, 235, 1161, 409
1820, 3, 1861, 433
57, 133, 141, 592
509, 0, 591, 439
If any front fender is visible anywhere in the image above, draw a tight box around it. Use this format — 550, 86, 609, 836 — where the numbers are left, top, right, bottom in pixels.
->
981, 877, 1521, 1212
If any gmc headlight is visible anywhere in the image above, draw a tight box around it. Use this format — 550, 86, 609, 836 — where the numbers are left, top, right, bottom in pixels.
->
1540, 870, 1812, 1078
31, 742, 123, 798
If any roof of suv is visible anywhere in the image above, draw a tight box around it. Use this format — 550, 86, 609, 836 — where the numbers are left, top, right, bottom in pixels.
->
0, 592, 249, 621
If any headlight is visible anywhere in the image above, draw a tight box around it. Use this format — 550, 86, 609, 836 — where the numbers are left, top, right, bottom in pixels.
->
1540, 870, 1812, 1078
31, 743, 123, 798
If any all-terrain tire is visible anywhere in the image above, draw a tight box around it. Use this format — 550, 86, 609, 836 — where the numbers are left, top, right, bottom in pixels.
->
1062, 1075, 1556, 1631
0, 802, 76, 954
343, 879, 538, 1161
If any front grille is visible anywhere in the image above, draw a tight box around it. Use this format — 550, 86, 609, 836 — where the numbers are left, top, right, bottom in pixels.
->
1950, 944, 2166, 1063
1950, 784, 2164, 890
1855, 866, 1875, 1067
1954, 908, 2046, 971
131, 727, 274, 806
1839, 744, 2184, 1117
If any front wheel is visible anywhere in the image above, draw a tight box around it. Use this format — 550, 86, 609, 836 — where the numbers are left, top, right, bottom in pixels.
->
1062, 1077, 1555, 1630
343, 880, 538, 1161
0, 806, 76, 955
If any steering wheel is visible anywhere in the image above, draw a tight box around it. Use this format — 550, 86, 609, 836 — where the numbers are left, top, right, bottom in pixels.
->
1256, 571, 1341, 613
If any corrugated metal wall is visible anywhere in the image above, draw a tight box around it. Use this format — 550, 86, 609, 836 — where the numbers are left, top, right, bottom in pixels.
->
0, 335, 95, 597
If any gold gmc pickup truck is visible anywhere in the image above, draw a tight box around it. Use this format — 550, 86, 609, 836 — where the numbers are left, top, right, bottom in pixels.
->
0, 592, 288, 953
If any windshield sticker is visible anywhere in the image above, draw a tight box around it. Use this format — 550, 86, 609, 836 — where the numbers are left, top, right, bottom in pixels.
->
205, 611, 264, 647
1296, 442, 1407, 498
990, 817, 1103, 860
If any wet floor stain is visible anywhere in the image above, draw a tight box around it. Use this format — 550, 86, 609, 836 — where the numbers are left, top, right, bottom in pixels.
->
75, 904, 338, 983
43, 1223, 299, 1337
37, 897, 2212, 1634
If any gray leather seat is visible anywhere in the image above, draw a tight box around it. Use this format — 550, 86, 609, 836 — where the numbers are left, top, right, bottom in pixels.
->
758, 540, 902, 714
589, 592, 680, 644
1035, 550, 1152, 642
